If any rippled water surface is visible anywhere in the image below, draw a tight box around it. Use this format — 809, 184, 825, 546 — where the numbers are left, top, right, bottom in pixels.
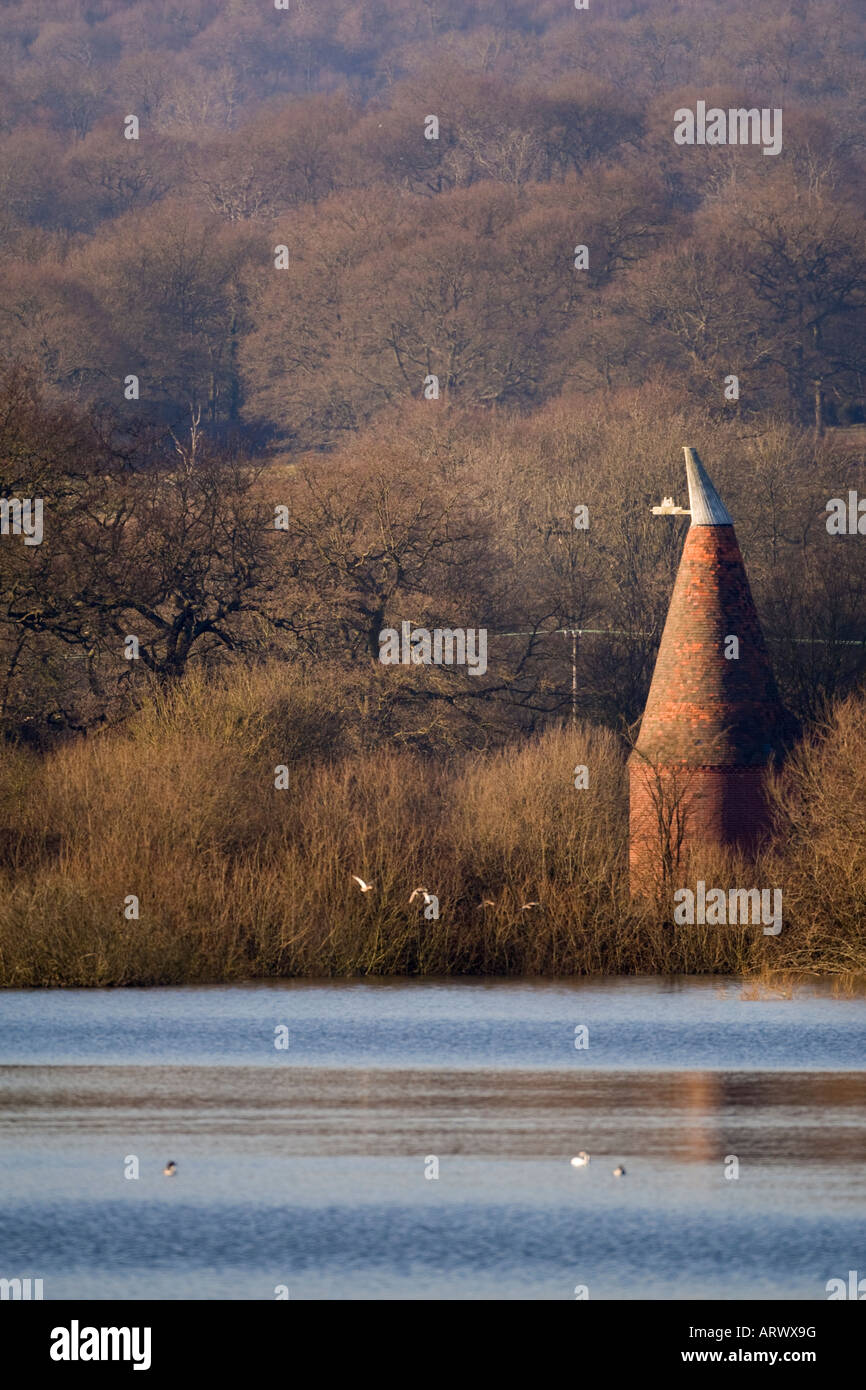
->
1, 977, 864, 1299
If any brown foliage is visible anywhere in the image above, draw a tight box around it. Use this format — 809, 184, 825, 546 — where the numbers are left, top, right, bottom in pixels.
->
0, 665, 863, 985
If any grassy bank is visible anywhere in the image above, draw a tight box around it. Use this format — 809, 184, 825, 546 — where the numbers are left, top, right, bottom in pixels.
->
0, 665, 864, 986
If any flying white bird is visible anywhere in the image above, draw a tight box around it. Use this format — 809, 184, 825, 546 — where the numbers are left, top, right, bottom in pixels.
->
163, 1161, 177, 1177
521, 901, 541, 910
478, 899, 496, 908
351, 875, 374, 893
613, 1165, 626, 1177
570, 1152, 590, 1168
409, 887, 435, 906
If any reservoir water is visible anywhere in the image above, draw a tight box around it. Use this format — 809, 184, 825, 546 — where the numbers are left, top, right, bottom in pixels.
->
1, 977, 865, 1300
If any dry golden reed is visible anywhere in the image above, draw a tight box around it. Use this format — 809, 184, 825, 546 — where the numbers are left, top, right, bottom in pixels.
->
0, 666, 863, 986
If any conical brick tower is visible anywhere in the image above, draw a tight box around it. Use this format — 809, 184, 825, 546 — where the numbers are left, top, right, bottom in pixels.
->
629, 447, 785, 891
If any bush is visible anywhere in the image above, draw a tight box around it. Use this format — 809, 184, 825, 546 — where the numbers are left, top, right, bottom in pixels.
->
0, 666, 864, 985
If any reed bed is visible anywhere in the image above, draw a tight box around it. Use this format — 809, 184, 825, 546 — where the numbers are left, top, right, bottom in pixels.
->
0, 666, 863, 986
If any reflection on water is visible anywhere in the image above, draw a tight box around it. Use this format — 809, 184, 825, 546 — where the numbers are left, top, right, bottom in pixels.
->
1, 978, 865, 1299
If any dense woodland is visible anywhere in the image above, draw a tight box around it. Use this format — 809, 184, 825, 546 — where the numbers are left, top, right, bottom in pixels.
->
0, 1, 865, 980
0, 0, 864, 749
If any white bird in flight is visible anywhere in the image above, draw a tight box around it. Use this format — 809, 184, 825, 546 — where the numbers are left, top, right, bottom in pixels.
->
570, 1152, 590, 1168
613, 1165, 626, 1177
521, 901, 541, 911
351, 875, 374, 893
409, 887, 435, 906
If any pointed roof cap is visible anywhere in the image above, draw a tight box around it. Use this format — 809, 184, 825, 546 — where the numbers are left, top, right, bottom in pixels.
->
684, 446, 733, 526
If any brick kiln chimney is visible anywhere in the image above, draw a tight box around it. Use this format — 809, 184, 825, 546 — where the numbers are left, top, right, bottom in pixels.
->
629, 447, 785, 892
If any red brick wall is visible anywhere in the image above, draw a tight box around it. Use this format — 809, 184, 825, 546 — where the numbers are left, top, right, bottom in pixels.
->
629, 761, 772, 891
629, 519, 785, 894
635, 526, 782, 767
